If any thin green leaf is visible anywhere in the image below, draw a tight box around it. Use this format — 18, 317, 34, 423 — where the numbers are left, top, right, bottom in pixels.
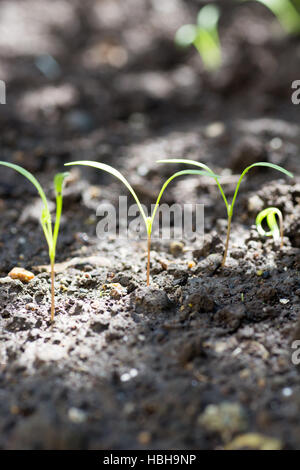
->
150, 169, 219, 232
0, 161, 49, 210
157, 158, 229, 211
243, 162, 293, 179
230, 162, 293, 216
255, 0, 300, 34
0, 161, 53, 246
65, 161, 148, 227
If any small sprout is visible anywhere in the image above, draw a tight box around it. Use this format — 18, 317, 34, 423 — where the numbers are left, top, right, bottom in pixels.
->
241, 0, 300, 35
256, 207, 284, 248
175, 4, 222, 71
0, 161, 69, 321
158, 159, 293, 266
65, 161, 216, 286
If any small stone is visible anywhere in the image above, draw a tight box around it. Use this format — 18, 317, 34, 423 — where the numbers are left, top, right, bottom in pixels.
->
215, 342, 227, 354
230, 248, 245, 260
110, 283, 126, 299
204, 121, 225, 139
10, 405, 20, 415
120, 373, 131, 383
138, 431, 152, 445
8, 267, 35, 283
188, 261, 196, 269
120, 368, 138, 382
195, 253, 223, 274
102, 283, 126, 299
169, 241, 184, 256
68, 407, 87, 424
198, 402, 247, 442
225, 433, 282, 450
248, 195, 264, 213
25, 303, 36, 311
133, 287, 172, 314
269, 137, 282, 150
158, 259, 169, 270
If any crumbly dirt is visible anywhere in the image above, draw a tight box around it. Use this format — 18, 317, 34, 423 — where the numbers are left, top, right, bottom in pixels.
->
0, 0, 300, 450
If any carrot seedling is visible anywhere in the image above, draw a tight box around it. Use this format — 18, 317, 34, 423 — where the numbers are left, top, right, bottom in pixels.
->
157, 159, 293, 266
65, 161, 216, 286
175, 4, 222, 71
0, 162, 69, 321
256, 207, 284, 248
241, 0, 300, 35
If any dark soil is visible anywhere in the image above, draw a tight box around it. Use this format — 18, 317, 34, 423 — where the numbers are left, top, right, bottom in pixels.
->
0, 0, 299, 450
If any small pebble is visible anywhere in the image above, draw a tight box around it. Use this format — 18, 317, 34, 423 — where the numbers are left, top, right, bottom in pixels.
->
169, 241, 184, 256
68, 407, 87, 424
110, 283, 126, 299
120, 368, 138, 382
198, 402, 247, 442
8, 267, 35, 283
270, 137, 282, 150
204, 122, 225, 138
138, 431, 152, 445
225, 433, 282, 450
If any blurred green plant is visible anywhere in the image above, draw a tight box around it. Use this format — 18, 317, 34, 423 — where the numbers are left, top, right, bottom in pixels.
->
0, 162, 68, 322
65, 161, 216, 286
158, 159, 293, 266
175, 4, 222, 71
256, 207, 284, 247
243, 0, 300, 34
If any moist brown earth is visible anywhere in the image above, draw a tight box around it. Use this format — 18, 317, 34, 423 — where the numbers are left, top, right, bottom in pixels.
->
0, 0, 299, 450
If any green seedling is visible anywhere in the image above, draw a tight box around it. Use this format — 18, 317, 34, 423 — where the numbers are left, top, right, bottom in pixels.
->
241, 0, 300, 34
256, 207, 284, 247
65, 161, 216, 286
157, 159, 293, 267
0, 162, 69, 322
175, 4, 222, 71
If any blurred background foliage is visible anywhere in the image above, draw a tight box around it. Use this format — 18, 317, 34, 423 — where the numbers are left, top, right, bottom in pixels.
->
0, 0, 299, 179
